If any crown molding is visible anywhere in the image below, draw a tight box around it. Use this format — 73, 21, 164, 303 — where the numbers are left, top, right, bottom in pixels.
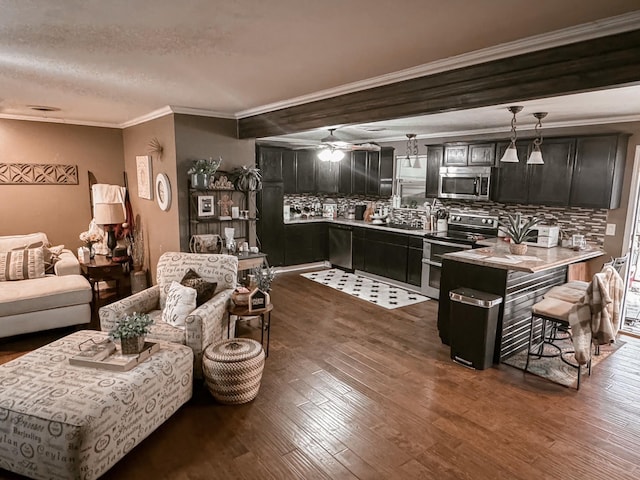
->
169, 106, 236, 120
0, 113, 119, 129
119, 106, 174, 129
237, 11, 640, 119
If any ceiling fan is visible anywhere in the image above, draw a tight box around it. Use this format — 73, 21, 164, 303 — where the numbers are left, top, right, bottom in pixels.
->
318, 128, 381, 152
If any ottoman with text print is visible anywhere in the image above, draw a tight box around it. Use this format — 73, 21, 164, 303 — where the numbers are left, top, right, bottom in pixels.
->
0, 330, 193, 480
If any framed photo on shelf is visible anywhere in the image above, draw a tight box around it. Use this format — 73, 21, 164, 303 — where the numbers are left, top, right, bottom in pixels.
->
197, 195, 215, 217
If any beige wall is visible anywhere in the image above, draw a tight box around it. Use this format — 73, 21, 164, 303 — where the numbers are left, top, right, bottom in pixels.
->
0, 119, 123, 248
174, 114, 256, 250
122, 114, 178, 283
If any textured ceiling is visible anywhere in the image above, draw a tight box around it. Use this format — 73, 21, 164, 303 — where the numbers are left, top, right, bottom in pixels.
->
1, 1, 639, 132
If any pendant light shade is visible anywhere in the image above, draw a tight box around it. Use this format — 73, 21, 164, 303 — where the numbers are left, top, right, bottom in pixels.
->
499, 106, 523, 163
500, 144, 520, 163
527, 112, 548, 165
318, 147, 345, 162
405, 133, 420, 168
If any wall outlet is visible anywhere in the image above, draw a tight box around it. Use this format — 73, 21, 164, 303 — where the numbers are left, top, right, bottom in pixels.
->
606, 223, 616, 236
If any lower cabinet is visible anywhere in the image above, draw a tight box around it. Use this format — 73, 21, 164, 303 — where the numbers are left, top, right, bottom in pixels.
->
352, 227, 365, 271
284, 223, 327, 266
363, 230, 409, 283
407, 237, 423, 287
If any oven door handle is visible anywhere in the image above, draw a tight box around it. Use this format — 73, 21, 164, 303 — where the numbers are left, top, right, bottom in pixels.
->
424, 239, 472, 249
422, 259, 442, 268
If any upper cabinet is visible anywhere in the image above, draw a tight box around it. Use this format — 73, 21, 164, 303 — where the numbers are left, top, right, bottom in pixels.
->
425, 145, 443, 198
492, 133, 628, 208
295, 150, 316, 193
444, 143, 495, 166
570, 134, 629, 209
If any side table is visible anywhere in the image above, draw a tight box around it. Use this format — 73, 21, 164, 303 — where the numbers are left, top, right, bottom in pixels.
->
79, 255, 128, 315
227, 303, 273, 357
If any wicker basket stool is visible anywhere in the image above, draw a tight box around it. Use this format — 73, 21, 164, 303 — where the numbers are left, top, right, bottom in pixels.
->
203, 338, 265, 404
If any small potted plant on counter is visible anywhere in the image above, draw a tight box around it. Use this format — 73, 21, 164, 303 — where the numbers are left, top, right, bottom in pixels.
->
499, 213, 541, 255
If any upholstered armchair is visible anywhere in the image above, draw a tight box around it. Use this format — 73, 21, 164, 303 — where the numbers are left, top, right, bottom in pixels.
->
99, 252, 238, 377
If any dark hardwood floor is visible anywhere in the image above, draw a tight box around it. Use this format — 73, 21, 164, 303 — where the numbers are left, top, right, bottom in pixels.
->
2, 268, 640, 479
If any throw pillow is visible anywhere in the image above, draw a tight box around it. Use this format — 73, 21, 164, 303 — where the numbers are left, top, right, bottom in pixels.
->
162, 281, 197, 328
44, 245, 65, 274
0, 247, 46, 281
180, 269, 217, 306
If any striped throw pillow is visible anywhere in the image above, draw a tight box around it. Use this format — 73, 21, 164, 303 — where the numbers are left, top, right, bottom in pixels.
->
0, 248, 46, 281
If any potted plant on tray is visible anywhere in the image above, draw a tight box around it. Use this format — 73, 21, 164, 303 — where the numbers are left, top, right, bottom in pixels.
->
109, 312, 153, 354
188, 157, 222, 190
499, 213, 541, 255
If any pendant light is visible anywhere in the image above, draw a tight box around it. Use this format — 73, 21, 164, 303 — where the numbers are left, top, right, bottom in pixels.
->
527, 112, 547, 165
405, 133, 420, 168
499, 106, 523, 163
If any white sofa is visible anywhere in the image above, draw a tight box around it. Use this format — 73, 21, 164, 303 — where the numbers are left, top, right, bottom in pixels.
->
0, 233, 92, 338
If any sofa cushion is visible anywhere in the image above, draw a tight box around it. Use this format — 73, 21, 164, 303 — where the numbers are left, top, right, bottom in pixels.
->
0, 248, 46, 281
144, 309, 188, 344
0, 233, 50, 252
12, 243, 64, 274
0, 275, 92, 317
161, 281, 197, 328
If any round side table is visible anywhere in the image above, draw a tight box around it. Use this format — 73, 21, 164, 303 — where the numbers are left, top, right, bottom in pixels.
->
202, 338, 265, 404
227, 303, 273, 357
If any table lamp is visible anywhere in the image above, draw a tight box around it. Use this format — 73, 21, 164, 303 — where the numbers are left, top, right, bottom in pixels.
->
94, 203, 125, 258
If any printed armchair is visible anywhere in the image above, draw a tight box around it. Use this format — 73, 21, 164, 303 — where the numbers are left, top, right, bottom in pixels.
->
99, 252, 238, 377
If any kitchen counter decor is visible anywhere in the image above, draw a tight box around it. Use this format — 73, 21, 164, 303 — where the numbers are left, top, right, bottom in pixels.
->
499, 213, 541, 255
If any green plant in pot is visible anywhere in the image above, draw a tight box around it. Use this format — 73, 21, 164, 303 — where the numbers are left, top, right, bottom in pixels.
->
188, 157, 222, 190
499, 213, 541, 255
109, 312, 153, 354
229, 165, 262, 192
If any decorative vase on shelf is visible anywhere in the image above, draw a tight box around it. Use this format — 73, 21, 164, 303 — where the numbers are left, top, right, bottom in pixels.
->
191, 173, 210, 190
120, 335, 145, 355
509, 243, 528, 255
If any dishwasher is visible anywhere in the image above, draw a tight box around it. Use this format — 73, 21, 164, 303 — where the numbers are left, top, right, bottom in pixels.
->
329, 225, 353, 270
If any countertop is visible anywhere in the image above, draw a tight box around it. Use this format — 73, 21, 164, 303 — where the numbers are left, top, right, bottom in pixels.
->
443, 238, 604, 273
284, 217, 432, 237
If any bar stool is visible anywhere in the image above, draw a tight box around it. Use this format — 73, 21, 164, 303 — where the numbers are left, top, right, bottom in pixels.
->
524, 281, 591, 390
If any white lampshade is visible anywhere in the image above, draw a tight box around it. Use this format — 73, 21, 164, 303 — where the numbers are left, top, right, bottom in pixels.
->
527, 144, 544, 164
499, 143, 519, 163
94, 203, 125, 225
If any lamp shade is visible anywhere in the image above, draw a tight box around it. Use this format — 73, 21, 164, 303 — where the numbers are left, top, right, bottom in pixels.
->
499, 143, 520, 163
94, 203, 125, 225
527, 145, 544, 165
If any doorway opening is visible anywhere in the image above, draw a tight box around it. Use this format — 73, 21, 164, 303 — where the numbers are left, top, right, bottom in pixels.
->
621, 145, 640, 336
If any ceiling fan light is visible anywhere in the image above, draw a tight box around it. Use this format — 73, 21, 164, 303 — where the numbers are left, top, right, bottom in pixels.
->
500, 143, 519, 163
329, 149, 345, 162
527, 145, 544, 164
317, 149, 333, 162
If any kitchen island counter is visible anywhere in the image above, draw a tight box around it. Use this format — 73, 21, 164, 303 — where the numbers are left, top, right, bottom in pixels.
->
443, 239, 604, 273
439, 241, 604, 365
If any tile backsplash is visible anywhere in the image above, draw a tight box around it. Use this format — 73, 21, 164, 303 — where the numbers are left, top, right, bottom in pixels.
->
283, 194, 608, 246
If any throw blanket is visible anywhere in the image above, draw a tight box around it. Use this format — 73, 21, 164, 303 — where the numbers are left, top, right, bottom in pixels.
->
568, 265, 623, 364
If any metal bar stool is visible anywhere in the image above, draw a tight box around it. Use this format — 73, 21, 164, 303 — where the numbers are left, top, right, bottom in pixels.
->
524, 281, 591, 390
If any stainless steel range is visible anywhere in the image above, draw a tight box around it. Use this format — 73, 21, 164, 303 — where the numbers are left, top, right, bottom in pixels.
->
421, 213, 498, 298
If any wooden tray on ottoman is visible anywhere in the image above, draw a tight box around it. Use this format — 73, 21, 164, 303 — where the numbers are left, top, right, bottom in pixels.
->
69, 339, 160, 371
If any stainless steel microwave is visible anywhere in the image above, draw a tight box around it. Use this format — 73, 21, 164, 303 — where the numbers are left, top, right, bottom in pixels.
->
438, 166, 492, 200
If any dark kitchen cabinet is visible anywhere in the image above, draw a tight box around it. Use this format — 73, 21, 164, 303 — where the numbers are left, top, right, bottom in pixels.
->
316, 158, 339, 193
352, 227, 365, 271
282, 150, 296, 194
352, 151, 368, 195
570, 134, 629, 209
284, 223, 327, 265
338, 152, 353, 194
444, 143, 495, 166
407, 236, 423, 287
527, 138, 575, 206
379, 147, 394, 197
257, 182, 285, 266
296, 150, 316, 193
366, 151, 381, 195
425, 145, 443, 198
493, 142, 530, 203
259, 146, 284, 182
364, 230, 409, 283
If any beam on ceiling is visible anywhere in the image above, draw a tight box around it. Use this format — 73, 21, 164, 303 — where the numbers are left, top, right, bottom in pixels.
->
238, 29, 640, 139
